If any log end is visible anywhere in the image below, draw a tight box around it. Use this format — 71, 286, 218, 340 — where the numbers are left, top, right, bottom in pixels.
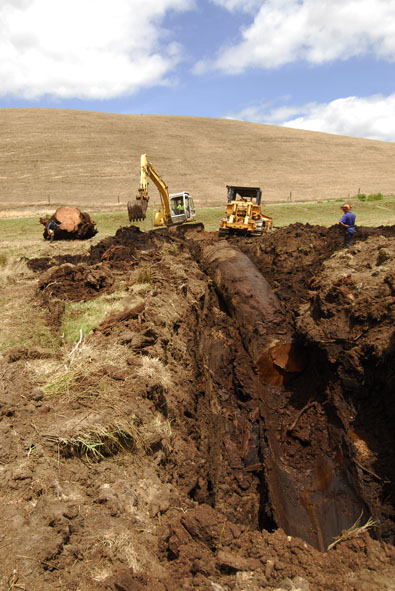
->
256, 342, 306, 386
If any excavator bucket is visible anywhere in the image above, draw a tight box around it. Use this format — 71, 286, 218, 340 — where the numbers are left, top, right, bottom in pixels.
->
127, 189, 149, 222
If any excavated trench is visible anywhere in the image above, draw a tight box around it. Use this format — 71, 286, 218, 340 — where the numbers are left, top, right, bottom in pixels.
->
192, 241, 366, 551
32, 224, 395, 557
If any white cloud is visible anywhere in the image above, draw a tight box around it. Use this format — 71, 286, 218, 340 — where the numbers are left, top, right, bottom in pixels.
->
211, 0, 261, 12
0, 0, 194, 99
202, 0, 395, 72
228, 94, 395, 142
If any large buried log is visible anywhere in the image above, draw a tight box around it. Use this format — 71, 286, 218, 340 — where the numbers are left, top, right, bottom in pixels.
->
202, 241, 306, 385
202, 241, 365, 551
40, 206, 97, 241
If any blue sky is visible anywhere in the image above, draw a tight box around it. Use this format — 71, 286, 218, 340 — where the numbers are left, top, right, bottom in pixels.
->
1, 0, 394, 141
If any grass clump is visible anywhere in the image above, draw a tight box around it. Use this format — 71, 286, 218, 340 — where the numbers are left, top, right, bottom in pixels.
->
42, 368, 84, 399
356, 192, 383, 202
135, 265, 154, 285
0, 252, 32, 286
151, 414, 173, 437
56, 420, 145, 462
61, 291, 128, 343
327, 512, 376, 550
28, 340, 131, 404
136, 356, 172, 390
0, 295, 58, 352
367, 192, 384, 201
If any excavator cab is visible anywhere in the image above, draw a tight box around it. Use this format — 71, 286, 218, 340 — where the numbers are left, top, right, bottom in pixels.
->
154, 191, 196, 227
170, 192, 196, 222
227, 186, 262, 205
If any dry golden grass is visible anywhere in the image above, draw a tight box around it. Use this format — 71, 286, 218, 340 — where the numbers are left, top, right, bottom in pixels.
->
101, 530, 142, 570
136, 356, 173, 390
0, 252, 32, 286
1, 108, 394, 211
0, 279, 57, 354
327, 512, 377, 550
54, 419, 146, 461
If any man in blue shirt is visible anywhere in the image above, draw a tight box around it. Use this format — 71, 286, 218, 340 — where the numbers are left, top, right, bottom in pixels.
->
339, 203, 356, 248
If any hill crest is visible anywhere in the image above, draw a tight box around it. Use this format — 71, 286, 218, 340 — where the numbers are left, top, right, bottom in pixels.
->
1, 108, 394, 209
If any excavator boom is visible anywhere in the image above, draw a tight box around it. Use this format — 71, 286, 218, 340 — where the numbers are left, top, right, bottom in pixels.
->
127, 154, 152, 222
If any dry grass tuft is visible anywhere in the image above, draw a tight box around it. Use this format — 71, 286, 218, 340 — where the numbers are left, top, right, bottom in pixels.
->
54, 419, 146, 462
151, 414, 173, 437
135, 265, 154, 285
327, 512, 377, 551
131, 283, 153, 297
136, 356, 172, 390
101, 531, 142, 570
41, 368, 85, 399
0, 253, 32, 286
65, 339, 129, 369
28, 340, 131, 400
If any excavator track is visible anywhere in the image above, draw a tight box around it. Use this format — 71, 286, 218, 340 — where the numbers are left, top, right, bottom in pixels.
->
173, 222, 205, 235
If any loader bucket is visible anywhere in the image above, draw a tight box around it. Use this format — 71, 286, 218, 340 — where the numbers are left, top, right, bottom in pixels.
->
127, 189, 149, 222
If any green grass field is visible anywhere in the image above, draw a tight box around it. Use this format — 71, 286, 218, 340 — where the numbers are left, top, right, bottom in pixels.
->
0, 196, 394, 245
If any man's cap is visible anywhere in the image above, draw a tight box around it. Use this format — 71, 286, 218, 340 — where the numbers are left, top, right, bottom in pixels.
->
341, 203, 352, 210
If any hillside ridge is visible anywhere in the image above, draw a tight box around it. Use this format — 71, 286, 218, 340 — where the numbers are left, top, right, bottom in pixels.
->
1, 108, 394, 208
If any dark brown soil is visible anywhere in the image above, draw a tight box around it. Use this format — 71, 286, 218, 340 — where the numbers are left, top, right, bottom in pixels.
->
1, 224, 394, 590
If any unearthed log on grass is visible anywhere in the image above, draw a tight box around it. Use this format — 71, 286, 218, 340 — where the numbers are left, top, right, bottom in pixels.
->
40, 206, 97, 241
202, 241, 306, 385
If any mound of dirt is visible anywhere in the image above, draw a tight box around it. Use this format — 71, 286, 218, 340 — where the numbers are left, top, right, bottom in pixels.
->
0, 224, 394, 590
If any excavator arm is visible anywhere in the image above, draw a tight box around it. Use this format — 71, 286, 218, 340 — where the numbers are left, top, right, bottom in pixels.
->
128, 154, 172, 224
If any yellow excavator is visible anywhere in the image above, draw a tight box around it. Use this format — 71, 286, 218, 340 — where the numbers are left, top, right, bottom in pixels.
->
128, 154, 202, 231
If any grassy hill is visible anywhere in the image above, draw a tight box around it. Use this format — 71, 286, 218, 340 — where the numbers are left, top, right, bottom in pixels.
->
0, 108, 394, 211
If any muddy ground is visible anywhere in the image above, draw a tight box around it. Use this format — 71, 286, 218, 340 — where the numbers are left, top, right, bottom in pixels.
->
1, 223, 394, 590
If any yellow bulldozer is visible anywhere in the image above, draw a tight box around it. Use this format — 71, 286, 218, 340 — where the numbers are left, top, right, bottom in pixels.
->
219, 186, 272, 236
